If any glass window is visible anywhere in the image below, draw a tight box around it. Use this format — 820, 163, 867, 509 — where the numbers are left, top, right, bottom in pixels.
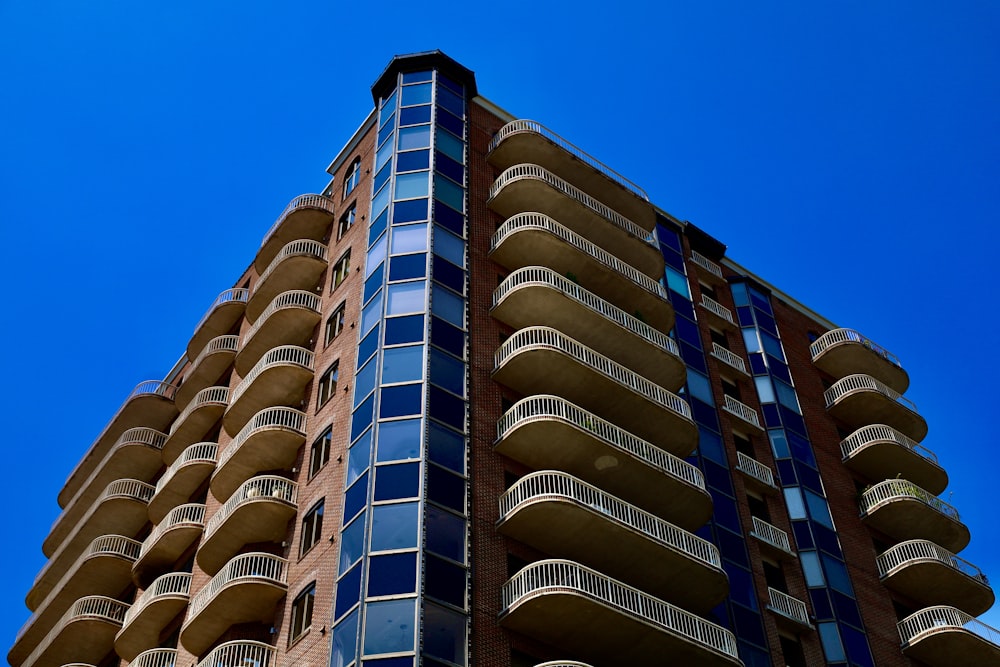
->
369, 208, 389, 248
332, 251, 352, 290
389, 253, 427, 282
760, 330, 785, 361
325, 302, 346, 345
698, 427, 725, 465
368, 233, 388, 278
382, 345, 424, 384
801, 550, 826, 587
395, 171, 429, 200
687, 370, 713, 404
742, 328, 762, 353
337, 204, 357, 239
784, 487, 807, 520
731, 282, 750, 307
391, 223, 428, 254
424, 602, 467, 665
309, 428, 332, 478
435, 151, 464, 184
398, 125, 431, 151
436, 85, 464, 117
768, 429, 791, 459
755, 376, 776, 404
664, 266, 690, 298
289, 583, 316, 641
375, 462, 421, 501
434, 174, 464, 212
818, 622, 847, 662
363, 598, 416, 655
774, 379, 801, 414
343, 159, 361, 199
330, 609, 359, 667
347, 429, 371, 486
805, 490, 834, 529
435, 128, 464, 163
300, 501, 324, 556
394, 198, 428, 223
375, 137, 393, 173
399, 105, 431, 126
317, 361, 340, 408
434, 226, 465, 267
386, 281, 426, 316
370, 502, 420, 551
377, 418, 422, 462
401, 83, 432, 105
368, 552, 418, 597
339, 513, 366, 574
351, 395, 374, 442
401, 70, 432, 84
355, 357, 377, 407
396, 148, 429, 172
823, 554, 854, 595
426, 505, 466, 562
436, 108, 464, 137
385, 314, 424, 345
427, 421, 465, 474
335, 564, 362, 620
434, 200, 464, 235
430, 348, 465, 397
361, 291, 383, 335
359, 324, 380, 366
425, 554, 466, 607
379, 383, 422, 419
379, 91, 397, 125
432, 284, 464, 327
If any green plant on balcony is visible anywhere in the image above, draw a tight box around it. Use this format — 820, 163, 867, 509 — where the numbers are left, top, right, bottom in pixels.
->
565, 271, 579, 284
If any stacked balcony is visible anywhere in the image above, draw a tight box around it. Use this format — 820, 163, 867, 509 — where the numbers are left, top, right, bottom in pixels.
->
180, 553, 288, 656
197, 641, 277, 667
810, 328, 908, 393
211, 406, 307, 501
735, 451, 778, 494
115, 573, 192, 661
824, 374, 927, 441
148, 443, 217, 523
690, 250, 726, 284
18, 596, 128, 667
710, 343, 749, 376
132, 504, 206, 588
722, 395, 763, 432
235, 291, 321, 377
750, 516, 797, 561
840, 424, 947, 494
898, 606, 1000, 666
223, 345, 314, 435
699, 295, 736, 327
255, 194, 336, 274
129, 648, 178, 667
175, 335, 238, 409
860, 479, 969, 553
877, 540, 993, 615
187, 289, 249, 361
161, 386, 228, 464
246, 239, 327, 322
766, 588, 813, 631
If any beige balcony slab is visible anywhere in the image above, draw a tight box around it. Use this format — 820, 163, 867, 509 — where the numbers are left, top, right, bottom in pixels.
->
860, 479, 969, 553
115, 573, 191, 661
175, 335, 238, 410
16, 596, 128, 667
255, 194, 336, 273
825, 374, 927, 442
211, 406, 306, 502
878, 540, 993, 616
148, 443, 217, 524
840, 424, 947, 495
235, 291, 321, 376
196, 641, 276, 667
223, 346, 314, 435
186, 289, 249, 361
132, 504, 205, 588
246, 239, 327, 323
898, 606, 1000, 667
162, 387, 227, 464
811, 328, 908, 393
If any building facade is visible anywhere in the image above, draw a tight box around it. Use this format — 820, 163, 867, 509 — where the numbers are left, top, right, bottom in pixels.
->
9, 51, 1000, 667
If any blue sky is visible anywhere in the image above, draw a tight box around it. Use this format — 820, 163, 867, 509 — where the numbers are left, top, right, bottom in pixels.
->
2, 0, 999, 650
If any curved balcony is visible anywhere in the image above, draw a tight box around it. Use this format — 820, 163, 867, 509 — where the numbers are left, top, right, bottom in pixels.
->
17, 596, 128, 667
898, 606, 1000, 667
256, 193, 336, 273
196, 641, 277, 667
211, 407, 307, 502
878, 540, 993, 616
175, 335, 238, 409
493, 267, 681, 388
180, 553, 288, 657
162, 387, 228, 464
488, 165, 662, 278
197, 476, 297, 575
246, 239, 328, 322
223, 345, 314, 435
115, 573, 192, 661
495, 396, 707, 521
811, 328, 908, 393
501, 560, 741, 666
750, 516, 797, 561
235, 290, 321, 377
860, 479, 969, 553
59, 381, 176, 510
10, 536, 140, 667
490, 214, 670, 331
824, 374, 927, 442
148, 443, 217, 523
488, 120, 654, 230
494, 327, 695, 454
46, 427, 165, 558
534, 663, 593, 667
841, 424, 947, 495
129, 648, 177, 667
29, 480, 154, 611
132, 504, 206, 588
187, 288, 249, 360
499, 472, 726, 612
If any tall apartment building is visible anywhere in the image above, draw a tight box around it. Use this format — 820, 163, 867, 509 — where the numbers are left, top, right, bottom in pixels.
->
9, 50, 1000, 667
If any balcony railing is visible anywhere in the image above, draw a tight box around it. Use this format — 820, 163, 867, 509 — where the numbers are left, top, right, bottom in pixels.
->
130, 648, 178, 667
710, 343, 747, 375
192, 288, 249, 335
767, 588, 812, 627
489, 120, 650, 201
690, 251, 724, 279
188, 552, 288, 617
122, 572, 192, 627
899, 606, 1000, 648
500, 471, 721, 569
502, 560, 740, 661
860, 479, 959, 520
204, 476, 297, 538
824, 374, 917, 411
840, 424, 938, 465
21, 596, 129, 666
115, 427, 167, 452
810, 328, 902, 368
533, 663, 594, 667
736, 451, 776, 489
722, 395, 762, 429
196, 641, 277, 667
255, 239, 328, 289
228, 345, 315, 407
260, 194, 336, 249
139, 503, 206, 560
169, 386, 229, 434
878, 539, 987, 583
751, 516, 795, 556
155, 444, 218, 495
699, 295, 734, 324
217, 406, 307, 471
242, 290, 321, 343
189, 334, 239, 368
490, 164, 656, 247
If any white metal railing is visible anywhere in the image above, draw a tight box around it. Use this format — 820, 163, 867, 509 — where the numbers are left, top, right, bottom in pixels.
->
840, 424, 939, 465
122, 572, 192, 626
810, 328, 903, 369
502, 559, 739, 660
196, 640, 278, 667
711, 343, 747, 374
83, 534, 142, 562
533, 663, 594, 667
497, 395, 704, 489
243, 290, 321, 340
255, 239, 328, 289
500, 471, 720, 568
736, 451, 776, 488
193, 288, 250, 334
751, 516, 794, 555
723, 395, 762, 428
155, 443, 218, 494
187, 335, 239, 371
488, 119, 650, 201
824, 373, 918, 411
690, 250, 724, 278
260, 193, 336, 249
139, 504, 206, 560
700, 295, 734, 324
115, 427, 167, 451
494, 267, 678, 357
228, 345, 314, 406
127, 380, 178, 402
860, 479, 960, 521
768, 588, 811, 626
169, 386, 229, 434
101, 478, 155, 504
492, 212, 667, 298
130, 648, 178, 667
489, 164, 656, 247
20, 593, 129, 667
877, 539, 988, 583
204, 476, 297, 538
898, 605, 1000, 648
217, 406, 307, 471
187, 553, 288, 618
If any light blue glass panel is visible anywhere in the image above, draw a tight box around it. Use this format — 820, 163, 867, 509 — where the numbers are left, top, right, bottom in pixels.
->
372, 181, 390, 220
784, 487, 807, 520
755, 376, 776, 404
769, 429, 791, 458
370, 502, 419, 551
432, 285, 464, 328
401, 83, 432, 106
818, 623, 847, 662
761, 330, 785, 361
398, 125, 431, 151
361, 291, 383, 335
363, 598, 417, 655
379, 92, 397, 125
382, 345, 424, 384
330, 609, 359, 667
805, 489, 834, 529
376, 137, 393, 172
731, 282, 750, 307
376, 418, 422, 462
436, 128, 464, 163
434, 175, 464, 212
395, 171, 429, 200
339, 513, 366, 574
347, 429, 372, 486
665, 266, 690, 298
742, 328, 762, 353
434, 226, 465, 266
391, 223, 429, 254
774, 380, 801, 414
355, 357, 378, 407
687, 370, 713, 404
801, 550, 825, 587
367, 233, 388, 278
386, 282, 426, 316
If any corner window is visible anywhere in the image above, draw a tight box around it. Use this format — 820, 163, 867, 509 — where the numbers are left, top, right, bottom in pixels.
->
290, 582, 316, 642
301, 500, 325, 556
338, 204, 357, 239
325, 303, 347, 346
332, 251, 351, 291
317, 362, 340, 408
343, 158, 361, 200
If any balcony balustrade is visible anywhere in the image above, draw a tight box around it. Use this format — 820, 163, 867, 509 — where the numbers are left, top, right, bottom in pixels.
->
132, 504, 206, 588
187, 288, 249, 360
840, 424, 947, 495
750, 516, 796, 560
824, 374, 927, 442
877, 539, 993, 615
898, 606, 1000, 667
735, 451, 777, 494
162, 387, 228, 464
860, 479, 969, 553
810, 328, 908, 393
256, 194, 336, 273
129, 648, 177, 667
235, 290, 321, 376
722, 395, 763, 431
17, 596, 128, 667
196, 641, 277, 667
148, 443, 217, 523
223, 345, 314, 435
175, 334, 238, 408
498, 471, 726, 612
766, 588, 813, 631
246, 239, 327, 322
699, 295, 735, 326
115, 573, 192, 660
710, 343, 748, 375
690, 250, 725, 283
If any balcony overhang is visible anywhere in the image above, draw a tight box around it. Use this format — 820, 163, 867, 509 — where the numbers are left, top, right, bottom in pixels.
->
223, 347, 314, 436
825, 376, 927, 442
175, 336, 238, 410
161, 389, 227, 465
811, 329, 908, 393
234, 302, 321, 377
197, 488, 296, 575
186, 289, 248, 361
148, 444, 217, 524
245, 243, 327, 323
179, 577, 286, 658
255, 195, 335, 274
115, 579, 190, 661
211, 415, 306, 503
880, 545, 994, 617
899, 607, 1000, 667
132, 512, 205, 588
862, 496, 970, 554
841, 426, 947, 496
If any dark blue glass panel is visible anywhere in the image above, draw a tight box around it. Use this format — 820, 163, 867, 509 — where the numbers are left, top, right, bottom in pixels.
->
369, 210, 389, 249
810, 588, 835, 620
425, 554, 466, 607
433, 201, 464, 236
796, 460, 823, 493
698, 427, 725, 465
436, 86, 464, 117
430, 348, 465, 397
832, 591, 863, 627
755, 309, 777, 335
335, 563, 362, 619
657, 224, 682, 251
710, 490, 740, 532
363, 658, 414, 667
438, 73, 463, 95
396, 149, 430, 173
426, 505, 465, 561
680, 342, 707, 372
367, 552, 418, 597
435, 151, 464, 184
792, 520, 814, 550
389, 253, 427, 282
749, 353, 767, 375
378, 120, 394, 148
782, 406, 808, 436
813, 523, 843, 557
427, 464, 465, 512
691, 398, 719, 431
374, 462, 421, 501
432, 257, 465, 294
343, 472, 368, 525
703, 460, 734, 496
358, 326, 380, 366
364, 264, 384, 303
384, 315, 424, 346
351, 395, 375, 441
776, 459, 797, 486
428, 385, 465, 430
430, 316, 464, 357
427, 421, 465, 473
399, 105, 432, 126
749, 289, 771, 313
768, 357, 791, 383
674, 316, 700, 346
436, 109, 464, 137
661, 246, 685, 271
787, 431, 816, 466
379, 384, 422, 419
841, 624, 875, 667
402, 70, 432, 84
696, 523, 714, 542
394, 198, 428, 224
716, 527, 749, 568
738, 643, 772, 667
726, 565, 759, 612
762, 403, 782, 428
374, 164, 392, 196
737, 306, 754, 326
671, 296, 695, 320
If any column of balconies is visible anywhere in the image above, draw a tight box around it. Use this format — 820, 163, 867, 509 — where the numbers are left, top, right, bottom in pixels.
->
255, 194, 336, 273
223, 345, 314, 434
245, 239, 327, 322
187, 289, 249, 361
721, 395, 763, 432
824, 374, 927, 441
161, 387, 228, 464
810, 328, 908, 393
860, 479, 969, 553
877, 540, 993, 615
115, 573, 192, 661
148, 443, 217, 523
840, 424, 947, 495
234, 291, 321, 377
132, 504, 206, 588
175, 334, 238, 409
18, 596, 129, 667
897, 606, 1000, 666
211, 406, 306, 501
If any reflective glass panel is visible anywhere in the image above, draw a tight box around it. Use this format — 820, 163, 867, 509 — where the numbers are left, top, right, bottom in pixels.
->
363, 598, 416, 655
384, 314, 424, 345
391, 223, 428, 254
382, 344, 424, 385
395, 171, 429, 200
386, 281, 426, 316
331, 610, 359, 667
398, 125, 431, 151
368, 552, 418, 597
339, 512, 366, 574
431, 284, 464, 327
399, 105, 432, 126
370, 502, 419, 551
434, 174, 464, 212
379, 383, 422, 419
376, 418, 422, 462
354, 354, 376, 408
401, 83, 431, 105
426, 505, 466, 562
347, 428, 372, 485
396, 149, 430, 172
433, 226, 465, 267
361, 291, 383, 334
435, 128, 464, 163
430, 348, 465, 397
375, 462, 421, 501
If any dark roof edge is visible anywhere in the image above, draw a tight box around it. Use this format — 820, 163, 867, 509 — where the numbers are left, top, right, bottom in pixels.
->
371, 50, 478, 103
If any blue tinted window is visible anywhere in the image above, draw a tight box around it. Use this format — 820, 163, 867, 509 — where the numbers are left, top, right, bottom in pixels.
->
806, 490, 834, 529
687, 370, 713, 403
749, 287, 771, 313
434, 226, 465, 267
376, 418, 421, 462
395, 171, 429, 200
691, 398, 719, 431
379, 92, 397, 125
427, 464, 465, 512
377, 120, 394, 148
796, 460, 823, 493
396, 149, 429, 173
379, 384, 422, 419
343, 472, 368, 525
784, 487, 807, 520
402, 70, 431, 84
715, 527, 749, 567
372, 180, 390, 220
810, 588, 834, 619
674, 315, 700, 346
742, 328, 761, 353
661, 246, 685, 271
665, 266, 690, 298
375, 137, 393, 172
352, 395, 375, 442
425, 554, 466, 607
358, 325, 379, 366
382, 345, 423, 384
384, 314, 424, 345
737, 306, 754, 326
435, 152, 464, 184
793, 521, 814, 550
833, 589, 862, 626
731, 605, 767, 647
755, 310, 777, 335
386, 281, 426, 316
394, 198, 429, 223
711, 490, 740, 532
436, 86, 464, 117
432, 285, 464, 327
755, 376, 776, 404
331, 609, 359, 667
368, 552, 418, 597
391, 223, 428, 254
436, 109, 464, 138
367, 234, 388, 278
774, 380, 800, 413
428, 385, 465, 430
335, 562, 363, 619
364, 263, 384, 303
801, 550, 825, 586
671, 293, 695, 318
435, 175, 464, 212
370, 502, 419, 551
769, 357, 792, 383
399, 105, 431, 126
818, 623, 846, 662
438, 73, 462, 95
398, 125, 430, 151
433, 258, 464, 294
375, 462, 421, 501
657, 224, 682, 251
424, 602, 467, 664
680, 341, 707, 372
348, 428, 372, 484
813, 522, 844, 557
436, 128, 464, 163
369, 209, 388, 247
776, 459, 796, 486
373, 162, 391, 194
704, 460, 734, 496
427, 421, 465, 474
769, 429, 790, 458
433, 200, 463, 235
426, 505, 465, 562
749, 353, 767, 375
340, 512, 366, 574
841, 624, 875, 667
760, 331, 784, 361
698, 427, 725, 465
763, 403, 782, 428
430, 348, 465, 397
361, 291, 383, 334
401, 83, 431, 105
390, 253, 427, 282
787, 432, 816, 466
724, 563, 758, 610
731, 282, 749, 307
363, 598, 416, 655
430, 316, 464, 357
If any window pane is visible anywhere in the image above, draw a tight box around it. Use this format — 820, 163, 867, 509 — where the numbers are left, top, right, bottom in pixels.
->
396, 149, 430, 172
361, 291, 383, 334
801, 550, 825, 586
331, 609, 359, 667
805, 490, 834, 529
370, 502, 420, 551
431, 285, 464, 328
774, 379, 801, 414
398, 125, 431, 151
665, 266, 689, 298
395, 171, 429, 200
424, 603, 467, 665
818, 622, 847, 662
399, 105, 431, 126
391, 223, 428, 254
434, 226, 465, 267
367, 233, 388, 277
687, 370, 713, 404
348, 429, 372, 486
434, 175, 464, 212
368, 552, 418, 597
379, 91, 397, 123
355, 357, 377, 407
427, 422, 465, 473
430, 348, 465, 397
339, 512, 366, 574
386, 281, 426, 316
401, 82, 431, 105
389, 253, 427, 282
375, 462, 421, 501
375, 138, 393, 173
377, 418, 422, 462
379, 384, 422, 419
385, 314, 424, 345
755, 376, 776, 404
426, 505, 466, 562
435, 128, 464, 162
742, 328, 762, 353
784, 487, 807, 520
363, 598, 417, 655
769, 429, 791, 459
822, 554, 854, 595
